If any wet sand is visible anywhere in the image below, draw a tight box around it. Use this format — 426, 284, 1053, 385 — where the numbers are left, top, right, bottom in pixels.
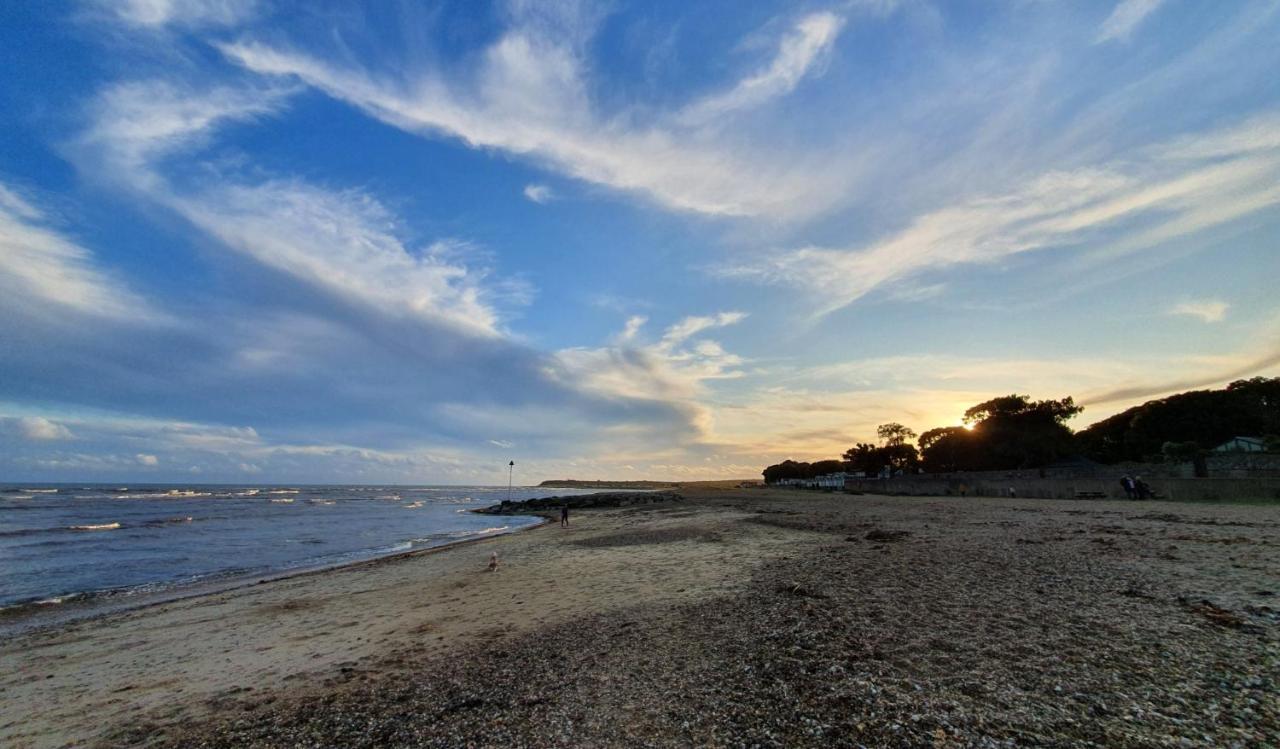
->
2, 488, 1276, 747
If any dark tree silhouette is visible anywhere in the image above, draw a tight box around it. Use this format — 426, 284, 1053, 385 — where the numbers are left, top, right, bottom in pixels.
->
1077, 378, 1280, 463
918, 395, 1081, 471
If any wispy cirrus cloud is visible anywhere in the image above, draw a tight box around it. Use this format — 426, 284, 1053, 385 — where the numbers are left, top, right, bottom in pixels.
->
677, 11, 844, 126
81, 79, 509, 337
1096, 0, 1169, 44
722, 112, 1280, 317
91, 0, 259, 29
215, 7, 864, 219
0, 183, 152, 322
1168, 299, 1229, 323
48, 73, 736, 471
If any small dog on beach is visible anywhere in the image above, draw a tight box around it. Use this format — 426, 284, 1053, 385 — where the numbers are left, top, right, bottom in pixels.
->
487, 552, 499, 572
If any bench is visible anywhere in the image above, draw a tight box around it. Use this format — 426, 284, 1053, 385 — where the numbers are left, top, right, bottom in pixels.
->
1074, 491, 1107, 500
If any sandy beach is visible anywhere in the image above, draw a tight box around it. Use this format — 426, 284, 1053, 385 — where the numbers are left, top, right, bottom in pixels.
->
2, 487, 1277, 747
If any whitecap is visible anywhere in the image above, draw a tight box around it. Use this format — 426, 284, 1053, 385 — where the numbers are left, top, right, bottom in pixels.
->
69, 522, 121, 531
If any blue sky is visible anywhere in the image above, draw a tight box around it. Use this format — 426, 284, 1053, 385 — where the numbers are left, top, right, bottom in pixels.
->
1, 0, 1278, 484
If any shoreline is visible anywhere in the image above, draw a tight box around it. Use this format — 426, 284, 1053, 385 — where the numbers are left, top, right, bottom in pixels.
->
4, 488, 1275, 748
0, 512, 548, 639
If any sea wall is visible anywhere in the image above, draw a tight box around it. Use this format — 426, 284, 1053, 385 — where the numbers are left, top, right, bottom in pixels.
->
1206, 452, 1280, 478
841, 476, 1280, 502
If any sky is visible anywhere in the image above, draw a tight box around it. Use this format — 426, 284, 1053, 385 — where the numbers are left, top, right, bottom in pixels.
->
1, 0, 1278, 485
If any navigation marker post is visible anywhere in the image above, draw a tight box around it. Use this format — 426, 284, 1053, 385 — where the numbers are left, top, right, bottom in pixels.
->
508, 460, 515, 503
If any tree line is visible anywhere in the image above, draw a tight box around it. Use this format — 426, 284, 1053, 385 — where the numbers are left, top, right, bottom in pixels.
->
762, 378, 1280, 483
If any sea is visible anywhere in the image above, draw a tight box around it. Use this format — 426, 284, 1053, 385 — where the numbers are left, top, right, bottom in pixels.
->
0, 483, 593, 629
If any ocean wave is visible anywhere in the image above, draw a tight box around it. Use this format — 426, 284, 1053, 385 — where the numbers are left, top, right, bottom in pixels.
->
69, 522, 121, 531
1, 565, 264, 617
122, 489, 214, 499
267, 489, 299, 495
269, 498, 295, 504
308, 499, 335, 505
403, 501, 425, 509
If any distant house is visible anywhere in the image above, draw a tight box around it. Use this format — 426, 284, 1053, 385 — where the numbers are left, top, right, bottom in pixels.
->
1214, 436, 1266, 453
813, 472, 850, 489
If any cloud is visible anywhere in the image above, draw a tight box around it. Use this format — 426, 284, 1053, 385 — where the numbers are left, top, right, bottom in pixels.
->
93, 0, 258, 29
43, 77, 727, 469
81, 80, 292, 187
8, 416, 74, 441
523, 183, 555, 204
722, 113, 1280, 316
1168, 299, 1228, 323
658, 311, 747, 350
1096, 0, 1168, 44
618, 315, 647, 343
1079, 342, 1280, 407
136, 453, 159, 466
678, 11, 845, 126
0, 182, 151, 322
177, 184, 509, 336
553, 312, 748, 443
488, 439, 514, 449
82, 80, 510, 337
216, 12, 856, 219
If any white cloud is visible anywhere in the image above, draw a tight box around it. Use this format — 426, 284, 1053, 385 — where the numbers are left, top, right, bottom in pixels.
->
618, 315, 647, 343
679, 12, 845, 126
82, 80, 510, 337
15, 416, 74, 441
658, 311, 747, 350
0, 183, 151, 321
1168, 299, 1229, 323
238, 462, 261, 473
1096, 0, 1168, 44
82, 80, 290, 185
175, 183, 507, 336
523, 183, 555, 204
553, 312, 749, 441
723, 114, 1280, 316
488, 439, 515, 449
136, 453, 159, 466
95, 0, 258, 29
216, 19, 853, 219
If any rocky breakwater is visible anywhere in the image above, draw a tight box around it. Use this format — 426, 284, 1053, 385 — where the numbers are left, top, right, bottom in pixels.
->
474, 491, 683, 515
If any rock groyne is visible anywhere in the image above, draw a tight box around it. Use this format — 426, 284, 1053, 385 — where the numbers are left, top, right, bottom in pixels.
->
475, 490, 683, 515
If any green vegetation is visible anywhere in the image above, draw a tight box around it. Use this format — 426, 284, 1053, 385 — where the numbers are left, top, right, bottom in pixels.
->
1076, 377, 1280, 463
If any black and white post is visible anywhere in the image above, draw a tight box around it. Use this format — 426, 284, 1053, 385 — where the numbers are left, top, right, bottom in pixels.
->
507, 460, 515, 503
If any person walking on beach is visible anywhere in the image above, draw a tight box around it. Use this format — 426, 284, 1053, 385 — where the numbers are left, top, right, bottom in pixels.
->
560, 504, 569, 527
